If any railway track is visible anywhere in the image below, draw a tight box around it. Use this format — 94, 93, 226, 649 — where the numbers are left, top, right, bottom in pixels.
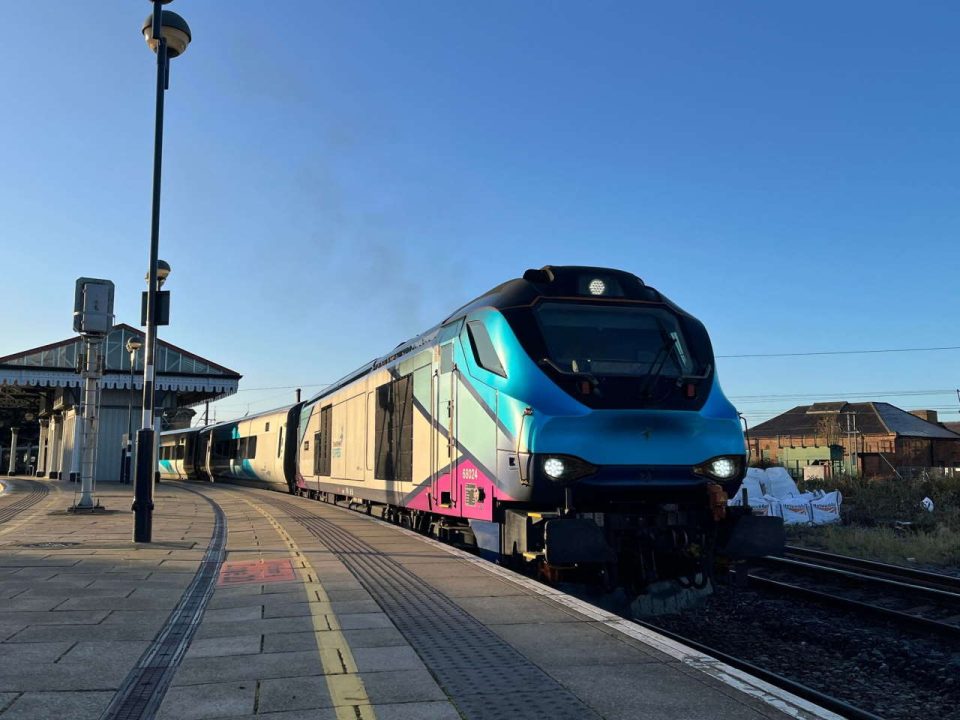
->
782, 545, 960, 593
747, 547, 960, 639
0, 478, 50, 526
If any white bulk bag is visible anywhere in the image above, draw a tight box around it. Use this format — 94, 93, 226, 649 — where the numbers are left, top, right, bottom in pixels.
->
781, 500, 812, 525
762, 495, 784, 518
810, 491, 842, 525
764, 467, 800, 499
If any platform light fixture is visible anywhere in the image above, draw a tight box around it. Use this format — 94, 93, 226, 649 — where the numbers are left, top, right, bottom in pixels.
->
123, 337, 143, 485
133, 0, 192, 544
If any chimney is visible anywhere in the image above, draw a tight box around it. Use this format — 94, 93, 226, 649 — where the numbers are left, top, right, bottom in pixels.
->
909, 409, 938, 423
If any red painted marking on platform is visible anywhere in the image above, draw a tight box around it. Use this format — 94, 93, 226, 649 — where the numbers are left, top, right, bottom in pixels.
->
217, 559, 296, 586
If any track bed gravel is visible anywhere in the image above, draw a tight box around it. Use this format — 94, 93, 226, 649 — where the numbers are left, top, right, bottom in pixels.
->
646, 584, 960, 720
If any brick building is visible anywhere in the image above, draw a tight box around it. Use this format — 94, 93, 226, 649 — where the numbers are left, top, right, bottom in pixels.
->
747, 402, 960, 478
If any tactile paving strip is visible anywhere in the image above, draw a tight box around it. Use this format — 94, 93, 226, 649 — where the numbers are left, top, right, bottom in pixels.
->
99, 486, 227, 720
272, 499, 600, 720
0, 479, 50, 525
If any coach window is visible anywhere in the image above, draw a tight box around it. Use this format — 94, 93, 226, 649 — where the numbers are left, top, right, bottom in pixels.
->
246, 436, 257, 458
466, 321, 506, 377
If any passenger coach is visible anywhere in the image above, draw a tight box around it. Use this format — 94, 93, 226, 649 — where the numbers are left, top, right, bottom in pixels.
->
159, 404, 301, 492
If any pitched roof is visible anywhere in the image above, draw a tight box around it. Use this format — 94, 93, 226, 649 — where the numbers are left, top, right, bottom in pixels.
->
0, 324, 241, 405
0, 323, 240, 378
750, 402, 960, 440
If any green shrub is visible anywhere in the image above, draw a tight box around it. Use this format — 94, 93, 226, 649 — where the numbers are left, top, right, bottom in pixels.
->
782, 471, 960, 567
796, 473, 960, 531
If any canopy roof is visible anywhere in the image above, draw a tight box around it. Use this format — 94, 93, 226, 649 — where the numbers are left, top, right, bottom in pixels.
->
0, 324, 241, 415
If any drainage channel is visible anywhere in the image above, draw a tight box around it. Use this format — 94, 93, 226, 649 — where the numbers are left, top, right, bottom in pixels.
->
0, 479, 50, 525
99, 485, 226, 720
270, 498, 599, 720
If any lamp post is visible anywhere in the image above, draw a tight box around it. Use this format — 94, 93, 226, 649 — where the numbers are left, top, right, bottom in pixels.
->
123, 337, 143, 484
133, 0, 191, 543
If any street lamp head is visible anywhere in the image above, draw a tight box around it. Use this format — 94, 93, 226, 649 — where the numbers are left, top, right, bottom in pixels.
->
126, 337, 144, 354
145, 259, 172, 287
142, 10, 192, 58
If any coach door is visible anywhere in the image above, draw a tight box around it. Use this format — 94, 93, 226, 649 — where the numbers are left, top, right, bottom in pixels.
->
433, 341, 458, 510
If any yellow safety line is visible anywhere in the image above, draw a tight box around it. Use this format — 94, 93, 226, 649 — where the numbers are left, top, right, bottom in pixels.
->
0, 481, 62, 538
237, 496, 376, 720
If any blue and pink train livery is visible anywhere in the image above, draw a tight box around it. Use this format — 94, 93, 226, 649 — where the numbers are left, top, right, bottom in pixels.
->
291, 265, 778, 589
161, 266, 780, 591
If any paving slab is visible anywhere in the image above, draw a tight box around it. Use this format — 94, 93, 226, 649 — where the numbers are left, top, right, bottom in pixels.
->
0, 691, 114, 720
157, 680, 256, 719
256, 675, 333, 713
0, 641, 73, 667
185, 635, 263, 659
172, 650, 325, 686
366, 702, 462, 720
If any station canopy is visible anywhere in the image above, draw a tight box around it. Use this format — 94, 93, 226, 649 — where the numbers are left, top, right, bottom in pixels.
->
0, 323, 241, 421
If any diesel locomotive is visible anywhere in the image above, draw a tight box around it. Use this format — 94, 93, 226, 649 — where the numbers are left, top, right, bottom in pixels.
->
159, 266, 780, 593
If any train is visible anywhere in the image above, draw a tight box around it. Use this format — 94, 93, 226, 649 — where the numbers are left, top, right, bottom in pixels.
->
159, 265, 782, 593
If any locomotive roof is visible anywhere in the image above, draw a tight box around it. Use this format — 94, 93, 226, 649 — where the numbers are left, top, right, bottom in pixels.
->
443, 265, 660, 319
308, 266, 672, 405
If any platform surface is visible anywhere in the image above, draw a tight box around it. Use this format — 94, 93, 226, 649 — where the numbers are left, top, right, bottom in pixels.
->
0, 477, 835, 720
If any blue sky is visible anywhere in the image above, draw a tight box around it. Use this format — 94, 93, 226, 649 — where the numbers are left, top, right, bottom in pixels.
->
2, 2, 959, 425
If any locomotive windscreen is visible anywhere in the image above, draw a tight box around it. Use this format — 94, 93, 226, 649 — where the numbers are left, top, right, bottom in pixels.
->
533, 303, 705, 379
503, 298, 715, 409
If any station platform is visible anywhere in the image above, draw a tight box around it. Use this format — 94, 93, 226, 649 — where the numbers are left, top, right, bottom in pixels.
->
0, 476, 839, 720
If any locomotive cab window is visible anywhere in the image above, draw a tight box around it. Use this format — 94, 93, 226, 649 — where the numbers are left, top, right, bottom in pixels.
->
532, 303, 702, 378
466, 321, 506, 377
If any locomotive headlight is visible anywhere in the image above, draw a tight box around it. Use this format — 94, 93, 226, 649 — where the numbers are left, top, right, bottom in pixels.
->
543, 457, 566, 478
588, 278, 606, 295
538, 454, 598, 484
708, 457, 737, 479
693, 455, 744, 481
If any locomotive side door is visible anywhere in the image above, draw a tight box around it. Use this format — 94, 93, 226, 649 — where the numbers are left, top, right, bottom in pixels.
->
433, 342, 458, 509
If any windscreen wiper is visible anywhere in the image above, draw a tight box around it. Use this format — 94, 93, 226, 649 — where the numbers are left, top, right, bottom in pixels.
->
638, 323, 678, 398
